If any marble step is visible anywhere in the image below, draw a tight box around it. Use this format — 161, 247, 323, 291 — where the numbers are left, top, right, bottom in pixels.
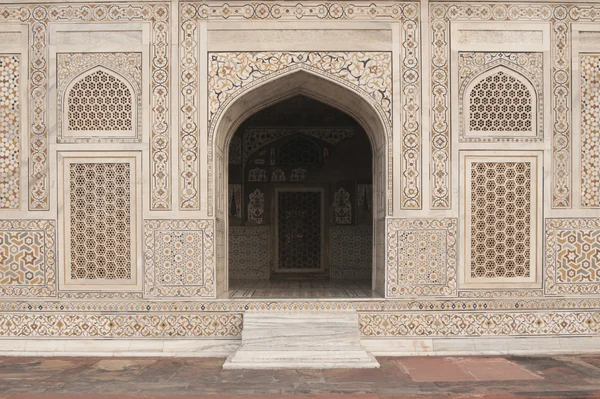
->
223, 311, 379, 369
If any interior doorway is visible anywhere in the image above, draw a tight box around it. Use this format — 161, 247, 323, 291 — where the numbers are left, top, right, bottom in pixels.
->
275, 188, 325, 273
226, 95, 375, 298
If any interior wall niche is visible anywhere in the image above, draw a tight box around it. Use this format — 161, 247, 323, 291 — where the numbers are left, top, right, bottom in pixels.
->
227, 95, 373, 280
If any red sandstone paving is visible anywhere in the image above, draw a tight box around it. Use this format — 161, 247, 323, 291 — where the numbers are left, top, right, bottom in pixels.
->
2, 356, 600, 397
453, 357, 544, 381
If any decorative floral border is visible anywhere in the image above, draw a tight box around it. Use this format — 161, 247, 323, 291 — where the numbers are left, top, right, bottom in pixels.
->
0, 313, 241, 337
2, 310, 600, 338
359, 310, 600, 337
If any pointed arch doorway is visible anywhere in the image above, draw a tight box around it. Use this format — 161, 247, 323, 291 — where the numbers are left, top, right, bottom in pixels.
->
212, 70, 388, 299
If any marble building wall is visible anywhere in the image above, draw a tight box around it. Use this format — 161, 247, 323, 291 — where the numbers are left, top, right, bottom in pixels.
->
0, 0, 598, 342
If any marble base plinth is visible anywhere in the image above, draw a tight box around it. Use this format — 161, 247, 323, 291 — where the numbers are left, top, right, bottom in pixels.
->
223, 311, 379, 369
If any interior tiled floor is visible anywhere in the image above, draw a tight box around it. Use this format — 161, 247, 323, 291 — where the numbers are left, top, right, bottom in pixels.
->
2, 355, 600, 398
227, 278, 375, 298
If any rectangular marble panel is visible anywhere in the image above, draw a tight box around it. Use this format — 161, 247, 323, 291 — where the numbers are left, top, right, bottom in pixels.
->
456, 30, 543, 45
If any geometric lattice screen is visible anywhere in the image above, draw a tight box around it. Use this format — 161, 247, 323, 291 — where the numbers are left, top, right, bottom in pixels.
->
69, 163, 132, 280
67, 70, 133, 132
468, 70, 533, 133
277, 190, 323, 271
0, 55, 20, 209
462, 152, 541, 288
469, 161, 531, 279
60, 154, 139, 290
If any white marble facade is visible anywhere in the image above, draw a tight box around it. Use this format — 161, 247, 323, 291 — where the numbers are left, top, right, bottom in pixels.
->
0, 0, 599, 351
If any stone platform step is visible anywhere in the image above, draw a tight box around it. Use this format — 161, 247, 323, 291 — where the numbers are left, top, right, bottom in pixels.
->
222, 311, 379, 369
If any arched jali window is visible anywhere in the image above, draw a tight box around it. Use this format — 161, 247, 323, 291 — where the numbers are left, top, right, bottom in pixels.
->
66, 67, 135, 134
465, 66, 537, 137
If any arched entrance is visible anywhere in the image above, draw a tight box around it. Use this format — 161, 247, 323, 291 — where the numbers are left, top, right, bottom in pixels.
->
212, 70, 388, 298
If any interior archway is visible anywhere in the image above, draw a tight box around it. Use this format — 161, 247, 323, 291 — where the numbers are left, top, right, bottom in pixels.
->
212, 70, 388, 298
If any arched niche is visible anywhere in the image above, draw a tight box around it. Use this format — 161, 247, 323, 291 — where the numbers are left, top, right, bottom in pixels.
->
211, 69, 389, 297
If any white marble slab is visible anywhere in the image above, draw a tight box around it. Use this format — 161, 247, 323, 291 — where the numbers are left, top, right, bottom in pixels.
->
223, 311, 379, 369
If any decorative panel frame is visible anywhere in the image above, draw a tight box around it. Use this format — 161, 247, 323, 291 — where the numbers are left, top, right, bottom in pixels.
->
431, 4, 597, 209
460, 151, 543, 289
0, 4, 171, 211
58, 151, 142, 292
144, 219, 215, 298
545, 218, 600, 295
387, 218, 457, 297
180, 1, 421, 213
0, 219, 56, 297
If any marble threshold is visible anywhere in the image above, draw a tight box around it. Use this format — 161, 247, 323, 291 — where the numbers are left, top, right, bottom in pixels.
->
223, 311, 380, 369
1, 336, 600, 358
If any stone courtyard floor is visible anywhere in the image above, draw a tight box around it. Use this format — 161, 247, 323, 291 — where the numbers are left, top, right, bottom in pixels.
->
1, 355, 600, 398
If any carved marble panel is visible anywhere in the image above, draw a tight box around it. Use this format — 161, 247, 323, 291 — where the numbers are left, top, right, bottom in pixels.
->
248, 189, 264, 225
387, 218, 457, 297
0, 313, 241, 337
144, 220, 215, 298
359, 311, 600, 337
333, 188, 351, 225
0, 220, 55, 297
461, 151, 542, 288
59, 153, 140, 291
546, 218, 600, 295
